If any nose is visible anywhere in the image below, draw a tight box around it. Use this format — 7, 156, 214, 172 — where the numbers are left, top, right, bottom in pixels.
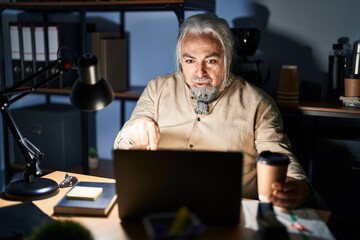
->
195, 62, 207, 77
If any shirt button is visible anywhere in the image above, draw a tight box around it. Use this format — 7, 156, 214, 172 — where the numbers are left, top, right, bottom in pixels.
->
197, 117, 201, 121
189, 144, 193, 148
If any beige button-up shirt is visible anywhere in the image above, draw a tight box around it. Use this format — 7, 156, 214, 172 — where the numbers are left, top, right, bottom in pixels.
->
114, 72, 309, 199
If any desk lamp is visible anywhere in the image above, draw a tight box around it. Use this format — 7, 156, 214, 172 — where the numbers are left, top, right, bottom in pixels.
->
0, 52, 114, 201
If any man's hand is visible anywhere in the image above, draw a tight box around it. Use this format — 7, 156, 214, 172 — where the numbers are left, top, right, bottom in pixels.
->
126, 116, 160, 150
269, 177, 311, 209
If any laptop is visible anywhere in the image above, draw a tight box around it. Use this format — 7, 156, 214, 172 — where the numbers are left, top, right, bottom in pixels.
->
113, 149, 243, 225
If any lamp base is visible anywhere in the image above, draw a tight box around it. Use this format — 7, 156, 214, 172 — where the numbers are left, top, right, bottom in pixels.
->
4, 177, 59, 201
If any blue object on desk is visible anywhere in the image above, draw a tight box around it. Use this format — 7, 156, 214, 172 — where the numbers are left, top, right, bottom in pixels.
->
142, 210, 203, 239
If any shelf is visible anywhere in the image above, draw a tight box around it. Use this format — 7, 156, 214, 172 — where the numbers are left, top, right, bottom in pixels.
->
35, 86, 144, 100
278, 100, 360, 119
114, 86, 144, 100
38, 87, 360, 115
0, 1, 215, 13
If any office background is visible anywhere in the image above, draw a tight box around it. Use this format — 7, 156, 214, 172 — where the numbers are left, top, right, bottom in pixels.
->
0, 0, 359, 191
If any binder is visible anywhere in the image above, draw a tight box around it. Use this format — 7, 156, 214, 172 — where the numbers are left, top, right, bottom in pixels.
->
33, 24, 47, 86
9, 23, 22, 85
47, 24, 61, 88
100, 37, 128, 92
89, 32, 128, 92
89, 32, 103, 63
47, 22, 81, 89
21, 23, 35, 84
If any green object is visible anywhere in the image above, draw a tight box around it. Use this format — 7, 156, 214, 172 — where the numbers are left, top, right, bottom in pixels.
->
26, 220, 94, 240
88, 147, 98, 158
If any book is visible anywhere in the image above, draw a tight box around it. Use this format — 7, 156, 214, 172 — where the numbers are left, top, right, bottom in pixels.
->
54, 181, 117, 216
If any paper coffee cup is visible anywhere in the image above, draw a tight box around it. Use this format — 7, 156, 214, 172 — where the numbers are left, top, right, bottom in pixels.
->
344, 75, 360, 97
256, 151, 290, 202
277, 65, 299, 103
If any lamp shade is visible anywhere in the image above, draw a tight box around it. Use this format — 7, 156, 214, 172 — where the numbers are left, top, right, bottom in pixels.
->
70, 53, 114, 111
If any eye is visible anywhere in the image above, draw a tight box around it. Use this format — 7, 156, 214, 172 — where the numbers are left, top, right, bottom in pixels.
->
207, 59, 217, 64
185, 59, 195, 64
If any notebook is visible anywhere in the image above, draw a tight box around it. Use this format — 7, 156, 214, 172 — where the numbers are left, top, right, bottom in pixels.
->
113, 149, 243, 225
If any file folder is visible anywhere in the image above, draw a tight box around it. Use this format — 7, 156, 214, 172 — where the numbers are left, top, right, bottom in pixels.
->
47, 24, 61, 88
34, 24, 47, 86
9, 23, 22, 85
21, 23, 35, 83
46, 22, 82, 89
16, 12, 46, 87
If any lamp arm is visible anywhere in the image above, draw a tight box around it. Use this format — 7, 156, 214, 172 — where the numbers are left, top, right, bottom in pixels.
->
0, 58, 70, 104
0, 106, 43, 182
1, 58, 67, 94
22, 138, 44, 172
0, 58, 70, 183
8, 72, 62, 105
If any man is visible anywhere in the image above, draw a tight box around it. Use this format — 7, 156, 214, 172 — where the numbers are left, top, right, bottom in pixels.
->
114, 13, 311, 209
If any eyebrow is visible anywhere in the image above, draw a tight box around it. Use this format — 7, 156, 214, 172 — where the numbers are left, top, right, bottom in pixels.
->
182, 52, 221, 59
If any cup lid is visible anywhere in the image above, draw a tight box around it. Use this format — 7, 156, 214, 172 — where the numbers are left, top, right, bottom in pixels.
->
256, 151, 290, 166
345, 74, 360, 80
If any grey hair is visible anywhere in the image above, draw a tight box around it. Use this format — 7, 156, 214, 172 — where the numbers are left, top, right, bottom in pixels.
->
176, 13, 235, 82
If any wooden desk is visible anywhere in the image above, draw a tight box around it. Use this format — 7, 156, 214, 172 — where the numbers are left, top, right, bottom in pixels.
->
0, 171, 331, 240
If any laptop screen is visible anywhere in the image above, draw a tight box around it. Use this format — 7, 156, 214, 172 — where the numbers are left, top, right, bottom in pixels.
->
113, 149, 243, 225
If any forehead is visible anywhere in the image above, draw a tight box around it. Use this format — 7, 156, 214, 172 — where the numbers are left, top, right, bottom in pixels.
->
181, 33, 223, 55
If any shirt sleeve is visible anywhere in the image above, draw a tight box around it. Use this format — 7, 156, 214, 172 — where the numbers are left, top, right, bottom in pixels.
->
254, 97, 311, 184
113, 79, 157, 150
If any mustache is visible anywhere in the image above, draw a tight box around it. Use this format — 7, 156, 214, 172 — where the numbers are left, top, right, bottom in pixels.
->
192, 77, 212, 83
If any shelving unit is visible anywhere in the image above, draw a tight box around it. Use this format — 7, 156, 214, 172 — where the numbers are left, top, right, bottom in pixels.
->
0, 1, 215, 184
0, 0, 215, 120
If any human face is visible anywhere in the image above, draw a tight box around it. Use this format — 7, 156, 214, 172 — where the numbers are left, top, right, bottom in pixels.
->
180, 33, 225, 89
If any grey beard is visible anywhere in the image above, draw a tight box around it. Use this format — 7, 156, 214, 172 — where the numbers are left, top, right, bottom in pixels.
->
191, 86, 219, 115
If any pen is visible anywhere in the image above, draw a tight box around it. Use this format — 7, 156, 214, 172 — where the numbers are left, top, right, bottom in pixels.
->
287, 209, 310, 233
